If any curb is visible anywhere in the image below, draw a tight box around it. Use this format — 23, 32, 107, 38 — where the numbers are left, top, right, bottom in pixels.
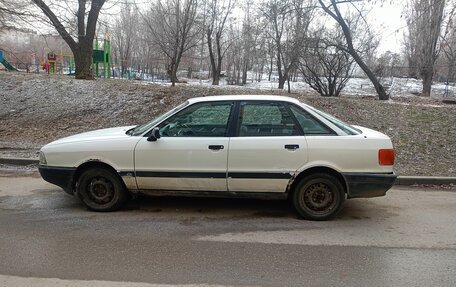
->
0, 157, 39, 165
0, 157, 455, 186
395, 176, 456, 186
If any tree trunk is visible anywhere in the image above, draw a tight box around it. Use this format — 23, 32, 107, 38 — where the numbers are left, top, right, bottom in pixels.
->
277, 53, 285, 89
73, 41, 94, 80
268, 55, 273, 81
213, 57, 222, 85
171, 69, 178, 86
207, 31, 219, 85
350, 51, 388, 100
213, 65, 220, 85
287, 76, 291, 93
278, 75, 286, 89
422, 66, 433, 97
447, 59, 455, 86
242, 61, 248, 85
212, 76, 220, 85
169, 55, 181, 86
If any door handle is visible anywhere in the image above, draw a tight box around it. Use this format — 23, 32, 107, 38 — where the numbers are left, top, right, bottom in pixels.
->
285, 144, 299, 150
209, 145, 224, 150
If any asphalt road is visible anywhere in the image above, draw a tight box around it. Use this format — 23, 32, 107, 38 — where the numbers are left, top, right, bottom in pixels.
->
0, 172, 455, 287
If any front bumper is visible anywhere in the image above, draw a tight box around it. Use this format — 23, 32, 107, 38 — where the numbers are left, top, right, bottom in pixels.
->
38, 165, 76, 195
342, 172, 397, 199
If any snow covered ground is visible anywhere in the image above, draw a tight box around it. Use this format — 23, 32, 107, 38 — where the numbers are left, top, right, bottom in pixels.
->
184, 76, 456, 98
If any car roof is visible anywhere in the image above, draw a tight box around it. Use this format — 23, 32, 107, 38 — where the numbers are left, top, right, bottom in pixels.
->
188, 95, 301, 104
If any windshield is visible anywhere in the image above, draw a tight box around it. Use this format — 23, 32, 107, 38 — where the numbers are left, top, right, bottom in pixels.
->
129, 101, 189, 136
302, 103, 361, 135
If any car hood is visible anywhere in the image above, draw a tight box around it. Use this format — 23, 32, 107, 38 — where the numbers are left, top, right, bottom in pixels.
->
45, 125, 137, 146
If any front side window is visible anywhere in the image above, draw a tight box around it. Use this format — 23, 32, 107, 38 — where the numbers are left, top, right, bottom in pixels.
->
159, 102, 233, 137
238, 102, 301, 137
130, 101, 189, 136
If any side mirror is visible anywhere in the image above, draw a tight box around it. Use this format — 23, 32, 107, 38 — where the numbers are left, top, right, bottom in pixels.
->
147, 127, 161, 142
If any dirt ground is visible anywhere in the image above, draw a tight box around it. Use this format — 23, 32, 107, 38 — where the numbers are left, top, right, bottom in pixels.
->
0, 71, 455, 176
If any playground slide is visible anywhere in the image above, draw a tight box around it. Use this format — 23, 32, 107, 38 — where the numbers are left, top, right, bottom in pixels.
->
0, 58, 17, 71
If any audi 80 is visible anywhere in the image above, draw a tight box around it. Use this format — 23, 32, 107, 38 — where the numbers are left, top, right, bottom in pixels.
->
39, 95, 396, 220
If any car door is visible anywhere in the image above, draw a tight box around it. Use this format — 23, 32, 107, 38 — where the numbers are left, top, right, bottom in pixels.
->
134, 101, 234, 192
227, 101, 308, 193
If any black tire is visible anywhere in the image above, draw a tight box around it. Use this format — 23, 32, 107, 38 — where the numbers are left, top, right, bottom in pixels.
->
292, 173, 345, 221
76, 167, 129, 212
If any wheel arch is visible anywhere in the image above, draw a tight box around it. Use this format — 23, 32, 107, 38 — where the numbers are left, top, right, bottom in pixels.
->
287, 166, 348, 196
71, 160, 126, 193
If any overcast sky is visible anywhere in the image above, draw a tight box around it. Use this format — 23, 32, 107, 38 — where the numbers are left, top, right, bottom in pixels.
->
365, 2, 407, 53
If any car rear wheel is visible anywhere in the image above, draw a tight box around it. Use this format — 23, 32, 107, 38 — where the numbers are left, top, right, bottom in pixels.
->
76, 167, 129, 211
292, 173, 345, 221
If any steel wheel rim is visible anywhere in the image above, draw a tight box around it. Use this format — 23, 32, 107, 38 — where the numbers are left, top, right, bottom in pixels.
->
87, 177, 115, 205
302, 182, 336, 213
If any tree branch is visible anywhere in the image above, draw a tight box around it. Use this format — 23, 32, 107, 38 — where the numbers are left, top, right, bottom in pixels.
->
31, 0, 77, 50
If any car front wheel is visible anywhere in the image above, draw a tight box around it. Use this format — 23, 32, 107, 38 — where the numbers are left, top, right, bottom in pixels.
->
292, 173, 345, 221
76, 167, 129, 211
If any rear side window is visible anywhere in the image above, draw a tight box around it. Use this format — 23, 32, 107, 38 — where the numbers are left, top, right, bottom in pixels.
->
306, 105, 361, 135
289, 105, 335, 135
239, 102, 301, 137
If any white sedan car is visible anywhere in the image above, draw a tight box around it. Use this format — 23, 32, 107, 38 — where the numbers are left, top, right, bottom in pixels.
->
39, 95, 396, 220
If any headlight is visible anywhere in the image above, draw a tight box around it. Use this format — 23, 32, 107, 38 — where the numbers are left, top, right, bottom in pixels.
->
39, 151, 47, 165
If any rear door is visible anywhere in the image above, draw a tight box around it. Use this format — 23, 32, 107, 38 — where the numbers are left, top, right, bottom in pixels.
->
227, 101, 308, 193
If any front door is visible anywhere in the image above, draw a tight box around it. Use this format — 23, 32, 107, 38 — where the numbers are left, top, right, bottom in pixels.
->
134, 101, 234, 191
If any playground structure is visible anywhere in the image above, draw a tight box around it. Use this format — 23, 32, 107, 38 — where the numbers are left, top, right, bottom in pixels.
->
0, 50, 18, 71
0, 48, 75, 74
0, 33, 110, 77
92, 33, 111, 78
1, 34, 158, 81
39, 52, 75, 75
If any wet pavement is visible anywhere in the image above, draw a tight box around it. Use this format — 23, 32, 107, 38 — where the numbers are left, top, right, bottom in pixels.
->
0, 172, 455, 286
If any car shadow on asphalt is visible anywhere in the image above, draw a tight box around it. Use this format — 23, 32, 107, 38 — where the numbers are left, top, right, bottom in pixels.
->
124, 195, 297, 219
121, 195, 384, 221
7, 187, 382, 222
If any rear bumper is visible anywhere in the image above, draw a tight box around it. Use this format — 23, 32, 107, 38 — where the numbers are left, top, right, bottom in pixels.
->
38, 165, 76, 195
342, 172, 397, 199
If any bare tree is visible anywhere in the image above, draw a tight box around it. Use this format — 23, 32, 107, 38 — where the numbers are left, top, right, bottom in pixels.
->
223, 1, 265, 86
143, 0, 200, 86
240, 5, 253, 85
404, 0, 446, 96
300, 29, 355, 97
374, 51, 404, 78
403, 9, 419, 78
440, 7, 456, 83
318, 0, 388, 100
261, 0, 315, 90
112, 3, 139, 76
225, 23, 242, 85
205, 0, 235, 85
31, 0, 106, 79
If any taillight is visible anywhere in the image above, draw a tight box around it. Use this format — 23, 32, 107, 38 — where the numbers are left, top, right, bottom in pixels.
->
379, 149, 395, 165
